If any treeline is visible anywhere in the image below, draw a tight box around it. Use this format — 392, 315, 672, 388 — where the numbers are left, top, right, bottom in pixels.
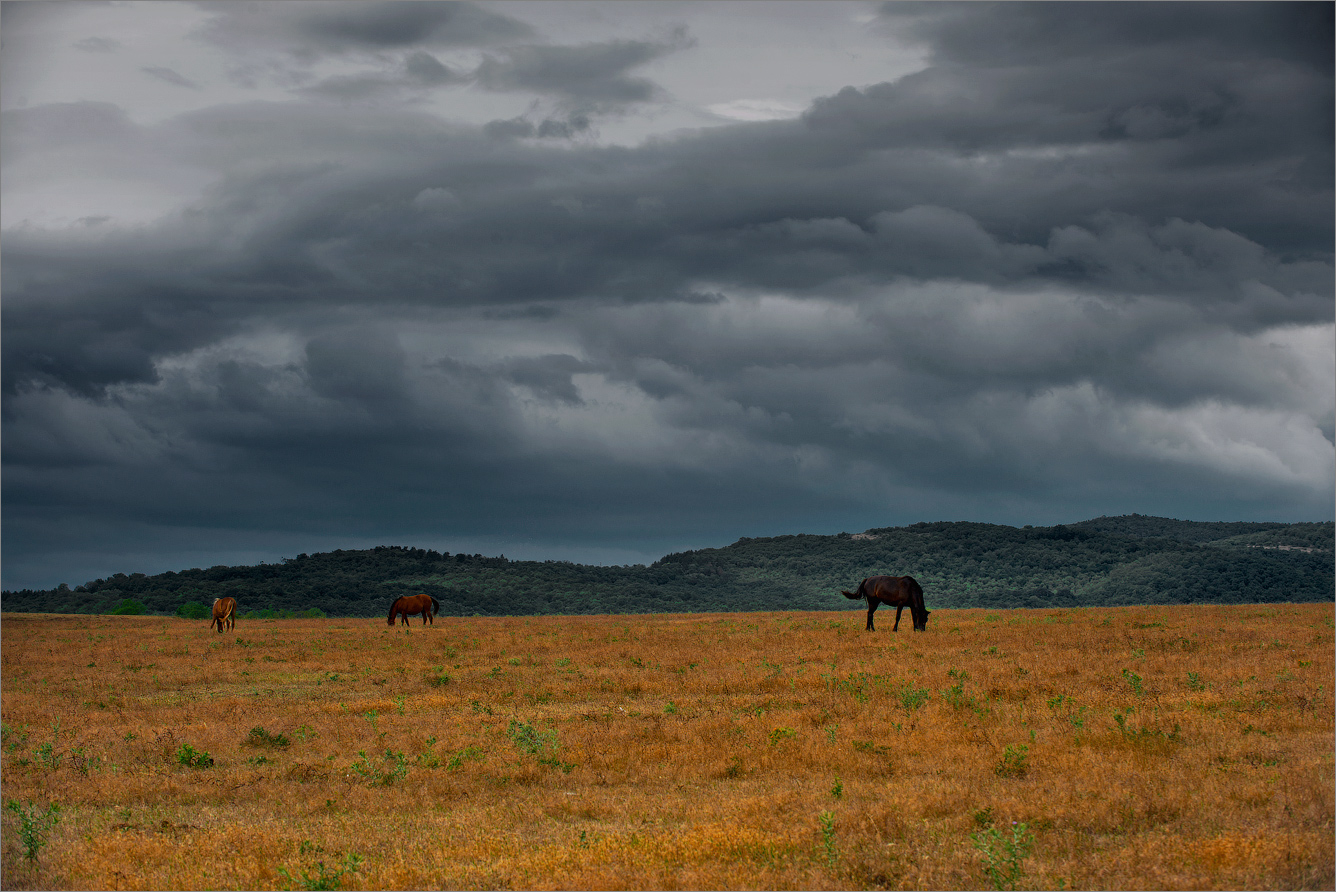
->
2, 516, 1331, 618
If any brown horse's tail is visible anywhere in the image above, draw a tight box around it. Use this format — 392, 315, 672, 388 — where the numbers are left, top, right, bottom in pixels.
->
430, 597, 440, 615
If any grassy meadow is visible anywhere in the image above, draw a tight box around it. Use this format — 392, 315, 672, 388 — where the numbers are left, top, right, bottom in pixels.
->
1, 603, 1332, 890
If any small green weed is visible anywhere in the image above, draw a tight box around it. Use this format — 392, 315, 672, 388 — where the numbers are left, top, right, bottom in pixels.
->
5, 800, 60, 864
818, 810, 838, 868
1114, 709, 1181, 746
176, 743, 214, 769
247, 727, 291, 748
446, 746, 485, 771
1122, 669, 1144, 695
277, 852, 364, 891
768, 727, 797, 746
971, 820, 1033, 891
898, 683, 931, 712
994, 744, 1029, 778
507, 720, 556, 756
507, 720, 572, 770
349, 750, 408, 785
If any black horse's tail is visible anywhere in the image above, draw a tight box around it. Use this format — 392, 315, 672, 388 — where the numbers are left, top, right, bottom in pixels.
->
841, 579, 867, 600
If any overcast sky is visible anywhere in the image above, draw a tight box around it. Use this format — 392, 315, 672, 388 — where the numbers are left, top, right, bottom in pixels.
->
2, 1, 1333, 591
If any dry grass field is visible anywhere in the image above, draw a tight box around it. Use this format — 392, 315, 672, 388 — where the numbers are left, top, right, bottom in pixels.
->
1, 603, 1332, 890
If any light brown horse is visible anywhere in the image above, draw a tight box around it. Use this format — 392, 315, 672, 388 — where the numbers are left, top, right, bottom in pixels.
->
211, 597, 237, 633
387, 593, 440, 627
841, 576, 929, 632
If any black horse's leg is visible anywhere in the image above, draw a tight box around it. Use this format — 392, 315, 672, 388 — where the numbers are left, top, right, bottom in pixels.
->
866, 599, 877, 631
893, 605, 904, 631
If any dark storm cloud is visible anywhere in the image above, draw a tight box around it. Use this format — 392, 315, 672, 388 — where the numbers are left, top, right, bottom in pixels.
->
882, 1, 1334, 73
142, 66, 201, 89
2, 2, 1332, 590
197, 1, 533, 57
74, 36, 121, 53
297, 51, 456, 101
474, 30, 694, 108
501, 354, 596, 405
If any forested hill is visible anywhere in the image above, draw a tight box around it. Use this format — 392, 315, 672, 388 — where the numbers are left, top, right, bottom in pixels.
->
3, 516, 1331, 619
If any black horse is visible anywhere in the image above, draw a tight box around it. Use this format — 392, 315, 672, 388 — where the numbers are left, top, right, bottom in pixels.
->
841, 576, 929, 632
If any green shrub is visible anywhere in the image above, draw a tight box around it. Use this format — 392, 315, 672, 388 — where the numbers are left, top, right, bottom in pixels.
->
278, 852, 363, 891
994, 744, 1029, 778
176, 601, 210, 620
971, 820, 1033, 891
109, 599, 146, 615
176, 743, 214, 769
246, 727, 290, 748
5, 800, 60, 864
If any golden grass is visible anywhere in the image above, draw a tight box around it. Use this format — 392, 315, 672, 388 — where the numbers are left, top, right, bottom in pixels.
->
1, 604, 1331, 890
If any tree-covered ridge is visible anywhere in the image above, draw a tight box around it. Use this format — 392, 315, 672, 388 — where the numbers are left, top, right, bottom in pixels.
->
1068, 514, 1334, 549
2, 516, 1330, 618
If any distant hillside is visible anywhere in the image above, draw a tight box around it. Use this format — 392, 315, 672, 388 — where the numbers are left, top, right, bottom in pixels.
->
1068, 514, 1333, 549
2, 516, 1330, 618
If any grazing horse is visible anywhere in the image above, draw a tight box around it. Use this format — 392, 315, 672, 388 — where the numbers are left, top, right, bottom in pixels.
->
387, 593, 440, 627
841, 576, 929, 632
211, 597, 237, 633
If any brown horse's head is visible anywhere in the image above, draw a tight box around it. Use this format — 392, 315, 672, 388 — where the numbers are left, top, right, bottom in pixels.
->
913, 609, 931, 632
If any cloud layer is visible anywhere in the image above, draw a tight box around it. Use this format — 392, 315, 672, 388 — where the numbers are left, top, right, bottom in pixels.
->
2, 1, 1332, 590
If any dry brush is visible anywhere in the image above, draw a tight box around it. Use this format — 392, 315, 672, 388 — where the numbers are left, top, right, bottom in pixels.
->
1, 604, 1331, 889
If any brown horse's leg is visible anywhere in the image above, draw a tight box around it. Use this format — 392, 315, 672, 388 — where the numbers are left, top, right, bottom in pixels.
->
893, 605, 904, 631
866, 600, 877, 631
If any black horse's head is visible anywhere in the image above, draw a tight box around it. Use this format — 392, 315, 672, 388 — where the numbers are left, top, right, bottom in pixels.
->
913, 609, 931, 632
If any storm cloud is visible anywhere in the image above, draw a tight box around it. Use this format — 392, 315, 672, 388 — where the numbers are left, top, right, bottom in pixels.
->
2, 1, 1331, 590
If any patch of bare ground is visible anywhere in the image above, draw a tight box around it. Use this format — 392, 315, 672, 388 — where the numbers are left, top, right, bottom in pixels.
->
1, 604, 1331, 889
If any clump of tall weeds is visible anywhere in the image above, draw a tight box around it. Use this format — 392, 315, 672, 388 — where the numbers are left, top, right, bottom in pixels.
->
5, 800, 60, 865
176, 743, 214, 769
349, 750, 408, 785
277, 852, 364, 891
507, 720, 573, 772
971, 819, 1033, 891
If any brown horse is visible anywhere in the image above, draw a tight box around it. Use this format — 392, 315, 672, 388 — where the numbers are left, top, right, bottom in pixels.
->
841, 576, 929, 632
211, 597, 237, 633
387, 593, 440, 627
